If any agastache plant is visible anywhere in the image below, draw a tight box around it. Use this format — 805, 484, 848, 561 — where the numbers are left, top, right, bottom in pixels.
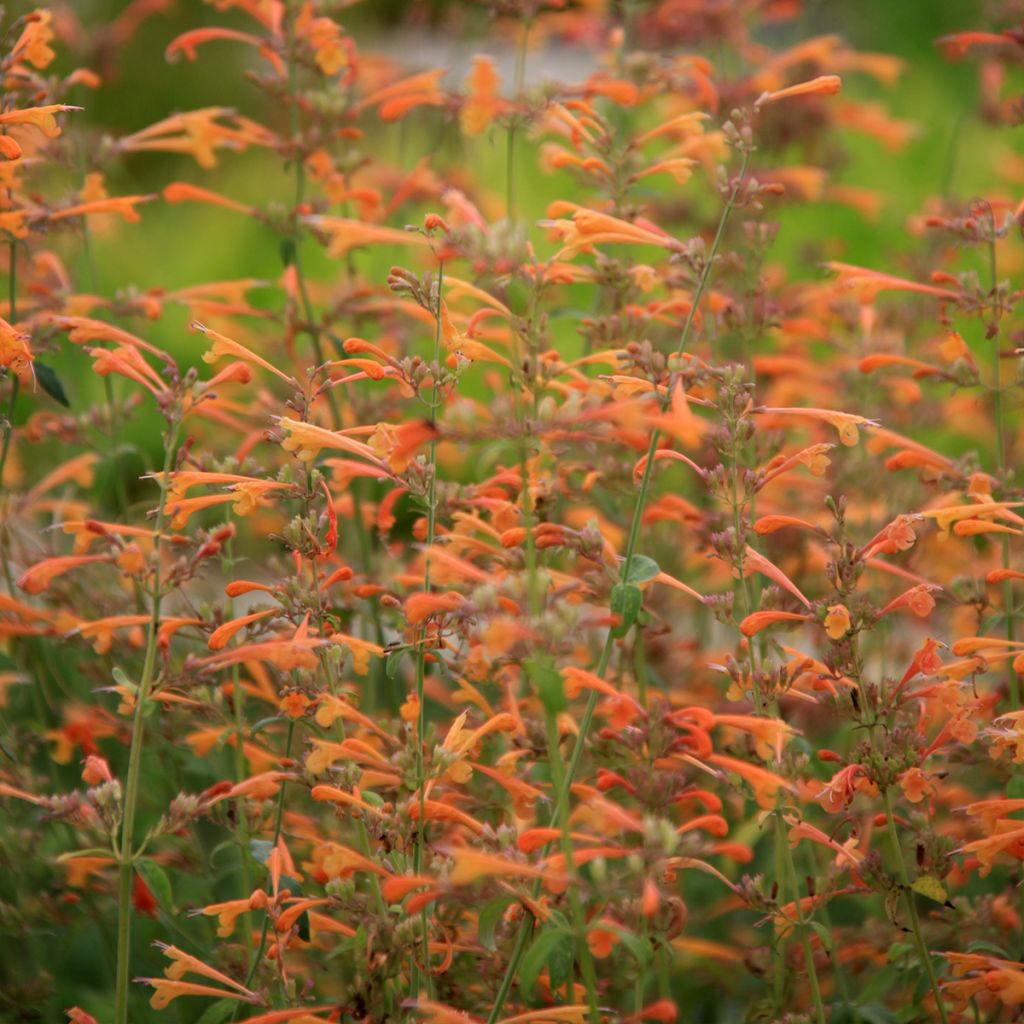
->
1, 2, 1024, 1023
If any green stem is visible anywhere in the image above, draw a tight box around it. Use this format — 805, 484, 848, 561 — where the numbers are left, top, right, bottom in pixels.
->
224, 517, 255, 955
545, 713, 600, 1021
113, 415, 181, 1024
988, 239, 1018, 710
237, 720, 296, 1006
776, 812, 827, 1024
882, 789, 949, 1024
506, 19, 530, 222
410, 261, 444, 998
486, 147, 750, 1024
285, 11, 389, 711
0, 240, 18, 495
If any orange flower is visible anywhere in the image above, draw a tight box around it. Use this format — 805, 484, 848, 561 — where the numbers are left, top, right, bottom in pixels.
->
461, 56, 508, 135
817, 763, 870, 813
49, 194, 156, 223
587, 921, 621, 959
956, 822, 1024, 876
163, 181, 255, 215
18, 554, 111, 594
823, 261, 961, 303
195, 893, 257, 937
739, 609, 813, 636
279, 417, 382, 464
0, 104, 80, 138
444, 847, 552, 886
0, 318, 34, 385
279, 691, 312, 718
304, 215, 430, 259
81, 755, 112, 785
166, 27, 284, 74
12, 10, 56, 69
707, 753, 794, 810
712, 714, 796, 760
136, 978, 257, 1011
824, 604, 852, 640
878, 584, 938, 619
369, 419, 440, 473
208, 609, 276, 650
116, 107, 273, 169
786, 816, 863, 869
405, 590, 464, 625
354, 68, 447, 121
898, 767, 934, 804
758, 406, 877, 446
195, 322, 295, 385
546, 204, 681, 259
756, 75, 842, 107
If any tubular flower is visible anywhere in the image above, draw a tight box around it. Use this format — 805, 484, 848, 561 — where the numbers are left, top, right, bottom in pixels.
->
18, 555, 112, 594
0, 104, 80, 138
707, 754, 795, 810
0, 319, 34, 385
756, 75, 842, 107
279, 417, 383, 464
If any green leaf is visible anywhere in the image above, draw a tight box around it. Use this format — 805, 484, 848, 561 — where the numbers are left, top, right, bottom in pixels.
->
477, 895, 517, 952
279, 873, 302, 897
529, 654, 565, 715
622, 554, 659, 584
809, 920, 833, 955
965, 939, 1011, 958
207, 839, 239, 868
610, 583, 642, 638
112, 666, 136, 694
34, 362, 69, 407
518, 926, 571, 997
386, 647, 409, 680
910, 875, 947, 904
854, 1005, 898, 1024
280, 238, 297, 267
249, 715, 280, 738
885, 941, 913, 964
609, 925, 653, 968
545, 931, 575, 994
135, 858, 173, 912
193, 998, 239, 1024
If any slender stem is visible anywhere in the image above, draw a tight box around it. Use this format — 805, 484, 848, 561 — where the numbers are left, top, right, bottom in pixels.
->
80, 218, 131, 520
545, 713, 600, 1021
0, 240, 18, 495
506, 19, 530, 222
486, 148, 750, 1024
804, 845, 850, 1005
113, 415, 181, 1024
285, 10, 389, 711
882, 788, 949, 1024
988, 237, 1018, 710
776, 812, 827, 1024
410, 261, 444, 998
223, 516, 255, 956
238, 720, 296, 1004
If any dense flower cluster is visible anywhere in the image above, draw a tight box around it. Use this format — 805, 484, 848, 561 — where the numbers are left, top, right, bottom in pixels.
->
0, 2, 1023, 1022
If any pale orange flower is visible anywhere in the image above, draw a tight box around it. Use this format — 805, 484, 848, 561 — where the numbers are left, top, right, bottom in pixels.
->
756, 75, 842, 107
824, 604, 852, 640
